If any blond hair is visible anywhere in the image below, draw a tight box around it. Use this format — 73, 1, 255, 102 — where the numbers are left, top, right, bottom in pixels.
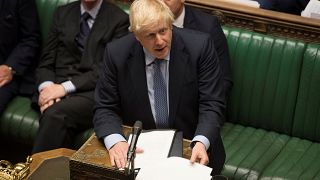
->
129, 0, 174, 34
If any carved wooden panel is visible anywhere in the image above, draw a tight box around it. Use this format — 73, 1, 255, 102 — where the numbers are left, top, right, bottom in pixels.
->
186, 0, 320, 43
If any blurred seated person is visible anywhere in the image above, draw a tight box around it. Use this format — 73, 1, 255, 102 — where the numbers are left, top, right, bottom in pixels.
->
0, 0, 40, 114
255, 0, 310, 15
32, 0, 129, 153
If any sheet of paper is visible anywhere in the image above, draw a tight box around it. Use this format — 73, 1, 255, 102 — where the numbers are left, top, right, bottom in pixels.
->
222, 0, 260, 8
128, 130, 175, 169
301, 0, 320, 19
136, 156, 212, 180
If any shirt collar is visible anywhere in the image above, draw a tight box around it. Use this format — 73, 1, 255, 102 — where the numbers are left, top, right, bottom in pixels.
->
173, 5, 185, 28
80, 0, 103, 20
143, 48, 170, 66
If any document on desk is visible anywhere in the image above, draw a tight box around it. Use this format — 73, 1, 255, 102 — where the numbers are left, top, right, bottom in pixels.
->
128, 129, 176, 169
301, 0, 320, 19
223, 0, 260, 8
135, 156, 212, 180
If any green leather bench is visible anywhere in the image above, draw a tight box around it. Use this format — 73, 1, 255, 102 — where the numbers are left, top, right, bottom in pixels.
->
221, 28, 320, 179
1, 0, 320, 179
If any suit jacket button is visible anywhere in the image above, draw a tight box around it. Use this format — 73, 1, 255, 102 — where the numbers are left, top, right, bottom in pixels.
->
69, 66, 73, 70
68, 77, 72, 80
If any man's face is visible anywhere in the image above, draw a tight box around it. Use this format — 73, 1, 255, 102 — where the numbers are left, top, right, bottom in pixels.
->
162, 0, 185, 18
135, 22, 172, 59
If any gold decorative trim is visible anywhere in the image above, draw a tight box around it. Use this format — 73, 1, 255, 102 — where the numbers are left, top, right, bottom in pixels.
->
0, 157, 32, 180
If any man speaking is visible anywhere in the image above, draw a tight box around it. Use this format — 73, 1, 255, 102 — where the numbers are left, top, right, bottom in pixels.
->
93, 0, 226, 175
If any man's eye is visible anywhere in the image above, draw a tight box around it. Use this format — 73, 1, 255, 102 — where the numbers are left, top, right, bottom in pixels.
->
146, 34, 154, 38
159, 28, 168, 34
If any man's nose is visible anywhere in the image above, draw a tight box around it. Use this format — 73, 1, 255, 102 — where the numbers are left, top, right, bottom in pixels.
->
155, 34, 163, 45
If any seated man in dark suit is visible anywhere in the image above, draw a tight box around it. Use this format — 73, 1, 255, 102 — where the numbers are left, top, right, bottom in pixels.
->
256, 0, 309, 15
93, 0, 226, 175
32, 0, 129, 153
162, 0, 232, 97
0, 0, 40, 114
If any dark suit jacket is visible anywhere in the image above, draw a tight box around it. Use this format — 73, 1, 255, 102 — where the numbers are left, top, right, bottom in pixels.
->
94, 27, 226, 173
35, 0, 129, 100
0, 0, 40, 95
256, 0, 309, 15
184, 5, 232, 96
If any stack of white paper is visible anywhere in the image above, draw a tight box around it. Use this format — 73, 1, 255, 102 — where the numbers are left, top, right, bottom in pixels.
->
136, 157, 212, 180
222, 0, 260, 8
301, 0, 320, 19
129, 130, 213, 180
131, 130, 176, 169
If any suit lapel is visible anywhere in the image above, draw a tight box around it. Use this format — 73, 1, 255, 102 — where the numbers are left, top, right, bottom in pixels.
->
82, 0, 109, 66
169, 30, 189, 127
128, 42, 156, 129
63, 2, 82, 60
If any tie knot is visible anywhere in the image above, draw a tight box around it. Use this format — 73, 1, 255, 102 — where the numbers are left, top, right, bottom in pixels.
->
81, 12, 91, 21
154, 58, 165, 65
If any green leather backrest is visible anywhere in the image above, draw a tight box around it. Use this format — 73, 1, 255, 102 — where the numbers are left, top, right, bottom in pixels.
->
292, 44, 320, 142
35, 0, 77, 41
223, 26, 305, 135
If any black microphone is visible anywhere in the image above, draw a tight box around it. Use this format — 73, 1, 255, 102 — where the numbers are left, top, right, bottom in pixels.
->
125, 121, 143, 173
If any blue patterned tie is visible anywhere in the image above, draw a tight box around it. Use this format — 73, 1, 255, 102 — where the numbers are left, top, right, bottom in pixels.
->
75, 12, 91, 52
153, 59, 169, 128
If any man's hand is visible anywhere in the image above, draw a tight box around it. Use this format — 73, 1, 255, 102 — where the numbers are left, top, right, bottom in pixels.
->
190, 141, 209, 165
39, 84, 66, 106
109, 141, 129, 169
40, 98, 61, 113
108, 142, 144, 169
0, 65, 13, 87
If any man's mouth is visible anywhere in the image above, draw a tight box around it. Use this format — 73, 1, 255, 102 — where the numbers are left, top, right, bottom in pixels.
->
155, 46, 165, 52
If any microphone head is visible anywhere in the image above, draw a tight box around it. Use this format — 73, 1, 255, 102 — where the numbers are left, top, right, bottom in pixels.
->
134, 120, 143, 129
132, 121, 142, 136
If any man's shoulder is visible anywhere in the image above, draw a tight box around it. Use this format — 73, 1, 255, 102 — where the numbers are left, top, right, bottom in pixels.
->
174, 26, 210, 41
184, 5, 222, 35
107, 33, 136, 49
57, 1, 79, 10
54, 1, 79, 15
105, 33, 137, 63
185, 5, 219, 23
103, 1, 127, 13
173, 27, 213, 53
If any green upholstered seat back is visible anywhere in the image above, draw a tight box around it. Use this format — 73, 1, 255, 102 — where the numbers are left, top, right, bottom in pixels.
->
223, 26, 305, 135
35, 0, 77, 41
292, 44, 320, 142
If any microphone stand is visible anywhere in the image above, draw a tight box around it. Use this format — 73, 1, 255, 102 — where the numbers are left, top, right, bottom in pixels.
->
124, 121, 142, 178
124, 152, 135, 175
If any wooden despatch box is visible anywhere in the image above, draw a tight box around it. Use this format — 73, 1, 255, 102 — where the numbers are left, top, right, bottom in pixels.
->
69, 126, 192, 180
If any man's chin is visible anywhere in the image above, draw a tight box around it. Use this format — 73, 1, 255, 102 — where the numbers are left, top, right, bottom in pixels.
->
153, 50, 168, 59
154, 55, 166, 59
